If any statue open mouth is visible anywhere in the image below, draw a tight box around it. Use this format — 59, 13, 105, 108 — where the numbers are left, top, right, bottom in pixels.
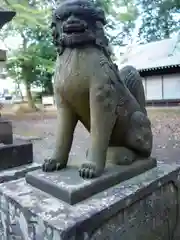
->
63, 23, 87, 34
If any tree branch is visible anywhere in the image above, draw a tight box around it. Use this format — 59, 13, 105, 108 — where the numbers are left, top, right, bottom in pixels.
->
2, 0, 11, 7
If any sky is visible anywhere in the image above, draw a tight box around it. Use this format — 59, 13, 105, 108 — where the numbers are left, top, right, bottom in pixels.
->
4, 35, 22, 50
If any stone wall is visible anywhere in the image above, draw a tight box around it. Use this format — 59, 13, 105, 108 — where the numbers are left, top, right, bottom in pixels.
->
91, 182, 179, 239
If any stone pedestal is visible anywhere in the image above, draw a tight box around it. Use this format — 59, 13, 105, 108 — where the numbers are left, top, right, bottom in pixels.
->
0, 120, 40, 184
0, 118, 40, 184
0, 118, 35, 172
0, 160, 180, 239
26, 158, 156, 205
0, 139, 33, 171
0, 120, 13, 144
0, 162, 41, 184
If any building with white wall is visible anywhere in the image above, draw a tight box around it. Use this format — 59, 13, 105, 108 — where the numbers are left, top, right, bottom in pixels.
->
117, 34, 180, 106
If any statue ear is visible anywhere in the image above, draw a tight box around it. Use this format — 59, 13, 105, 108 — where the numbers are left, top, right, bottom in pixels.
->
96, 7, 107, 25
96, 21, 103, 29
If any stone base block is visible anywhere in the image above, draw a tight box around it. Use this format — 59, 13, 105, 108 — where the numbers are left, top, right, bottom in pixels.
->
0, 139, 33, 171
0, 162, 180, 239
26, 157, 156, 205
0, 119, 13, 144
0, 162, 41, 184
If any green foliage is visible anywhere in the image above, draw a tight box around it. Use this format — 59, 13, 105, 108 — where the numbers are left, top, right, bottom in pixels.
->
1, 0, 55, 108
7, 27, 56, 93
103, 0, 139, 45
1, 0, 50, 39
138, 0, 180, 42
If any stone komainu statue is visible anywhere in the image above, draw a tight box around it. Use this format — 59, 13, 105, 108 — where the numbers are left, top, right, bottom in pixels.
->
42, 0, 153, 179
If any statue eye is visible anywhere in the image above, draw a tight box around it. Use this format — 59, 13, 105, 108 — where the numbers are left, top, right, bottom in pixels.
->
56, 13, 70, 21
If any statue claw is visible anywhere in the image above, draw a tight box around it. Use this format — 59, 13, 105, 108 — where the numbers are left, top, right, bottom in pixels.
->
42, 158, 66, 172
79, 162, 104, 179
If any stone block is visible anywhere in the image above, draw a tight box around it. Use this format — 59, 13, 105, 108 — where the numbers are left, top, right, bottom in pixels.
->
0, 119, 13, 144
0, 139, 33, 171
0, 162, 180, 239
0, 162, 41, 184
0, 49, 6, 61
26, 157, 156, 205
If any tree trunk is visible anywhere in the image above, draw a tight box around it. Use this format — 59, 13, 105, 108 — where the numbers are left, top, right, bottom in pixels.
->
15, 81, 24, 101
19, 87, 24, 102
20, 34, 37, 111
25, 82, 37, 110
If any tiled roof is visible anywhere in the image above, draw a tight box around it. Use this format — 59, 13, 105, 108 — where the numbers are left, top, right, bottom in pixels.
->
117, 34, 180, 72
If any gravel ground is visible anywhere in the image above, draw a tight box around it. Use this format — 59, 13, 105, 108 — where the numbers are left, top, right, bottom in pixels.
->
9, 107, 180, 166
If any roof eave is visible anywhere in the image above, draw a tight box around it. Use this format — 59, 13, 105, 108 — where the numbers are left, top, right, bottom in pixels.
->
139, 64, 180, 72
0, 10, 16, 29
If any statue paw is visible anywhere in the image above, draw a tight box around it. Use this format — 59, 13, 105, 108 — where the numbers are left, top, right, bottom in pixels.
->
79, 162, 104, 179
42, 159, 66, 172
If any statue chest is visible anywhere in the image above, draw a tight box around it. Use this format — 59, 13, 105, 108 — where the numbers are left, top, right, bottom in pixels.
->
54, 49, 92, 99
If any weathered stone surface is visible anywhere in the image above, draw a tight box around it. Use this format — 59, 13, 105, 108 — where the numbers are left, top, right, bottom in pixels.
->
91, 182, 179, 240
0, 162, 180, 239
0, 119, 13, 144
26, 157, 156, 205
14, 134, 42, 141
0, 162, 41, 184
0, 139, 33, 171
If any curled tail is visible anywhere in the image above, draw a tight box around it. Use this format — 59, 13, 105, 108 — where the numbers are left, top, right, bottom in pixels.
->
118, 65, 147, 114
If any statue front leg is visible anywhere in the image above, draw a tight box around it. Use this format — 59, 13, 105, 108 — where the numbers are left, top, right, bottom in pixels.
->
79, 84, 117, 178
42, 98, 78, 172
